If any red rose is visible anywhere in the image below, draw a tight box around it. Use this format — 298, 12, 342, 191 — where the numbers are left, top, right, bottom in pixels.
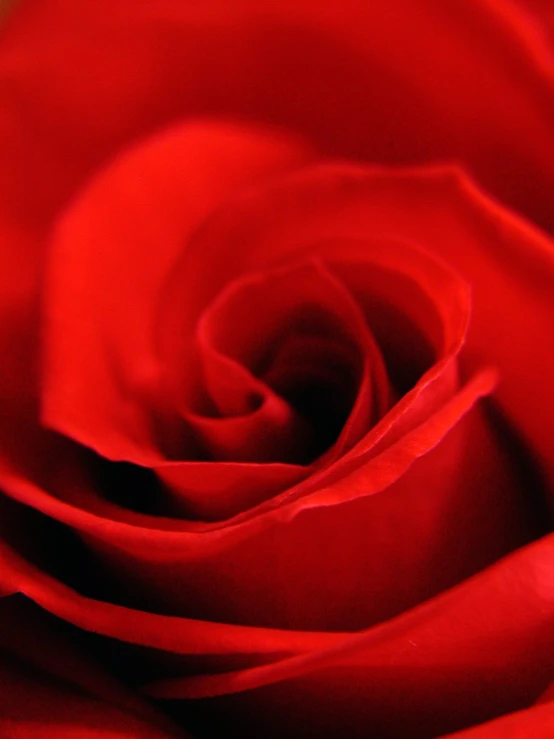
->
1, 1, 554, 737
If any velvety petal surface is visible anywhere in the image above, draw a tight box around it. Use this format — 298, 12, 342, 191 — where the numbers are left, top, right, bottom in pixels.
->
1, 0, 554, 230
443, 700, 554, 738
1, 367, 544, 631
158, 164, 554, 498
1, 3, 554, 738
42, 120, 312, 465
2, 529, 554, 738
0, 594, 182, 738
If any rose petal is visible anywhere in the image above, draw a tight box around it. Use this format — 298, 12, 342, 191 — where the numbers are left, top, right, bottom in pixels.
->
181, 259, 389, 466
2, 524, 554, 738
163, 163, 554, 498
0, 595, 181, 738
43, 155, 475, 521
441, 699, 554, 738
2, 0, 553, 229
534, 680, 554, 705
515, 0, 554, 48
0, 662, 181, 738
2, 1, 552, 478
3, 370, 544, 630
156, 229, 471, 518
0, 540, 338, 658
139, 534, 554, 738
157, 461, 306, 522
42, 120, 312, 464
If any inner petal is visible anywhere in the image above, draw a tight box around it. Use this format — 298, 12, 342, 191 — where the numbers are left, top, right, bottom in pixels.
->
41, 119, 312, 465
186, 259, 391, 465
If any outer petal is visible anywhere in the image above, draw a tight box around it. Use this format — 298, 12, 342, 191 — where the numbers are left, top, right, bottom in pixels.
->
0, 664, 184, 739
442, 700, 554, 737
0, 595, 184, 738
140, 534, 554, 738
1, 370, 543, 631
517, 0, 554, 46
1, 0, 554, 230
2, 526, 554, 738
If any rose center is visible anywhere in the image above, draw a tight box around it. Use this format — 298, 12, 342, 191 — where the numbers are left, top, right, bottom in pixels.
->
185, 259, 390, 465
